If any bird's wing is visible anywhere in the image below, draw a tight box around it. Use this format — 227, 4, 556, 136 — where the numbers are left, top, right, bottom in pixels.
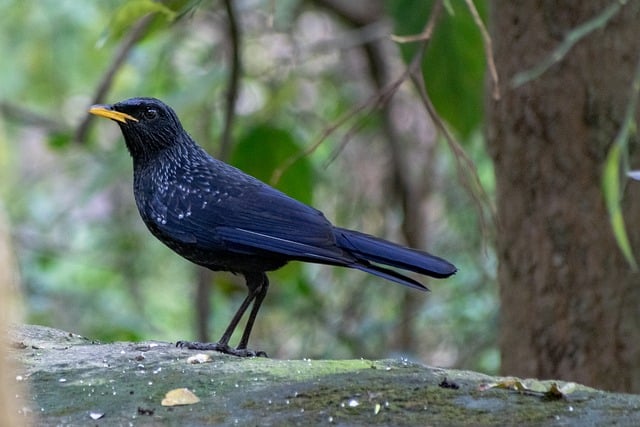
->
213, 227, 348, 263
148, 161, 350, 263
207, 186, 348, 262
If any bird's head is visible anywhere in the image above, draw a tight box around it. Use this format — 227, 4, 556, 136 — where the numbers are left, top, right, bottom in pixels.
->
89, 97, 187, 162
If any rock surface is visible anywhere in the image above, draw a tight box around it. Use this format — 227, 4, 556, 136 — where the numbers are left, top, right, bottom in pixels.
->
7, 324, 640, 426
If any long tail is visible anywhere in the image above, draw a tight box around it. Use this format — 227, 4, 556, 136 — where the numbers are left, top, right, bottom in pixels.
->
334, 228, 457, 291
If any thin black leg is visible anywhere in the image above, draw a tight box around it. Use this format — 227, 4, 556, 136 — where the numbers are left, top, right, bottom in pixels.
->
217, 286, 257, 347
237, 273, 269, 350
175, 271, 268, 357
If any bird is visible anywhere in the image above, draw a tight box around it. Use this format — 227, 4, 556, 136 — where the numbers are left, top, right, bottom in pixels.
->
89, 97, 457, 357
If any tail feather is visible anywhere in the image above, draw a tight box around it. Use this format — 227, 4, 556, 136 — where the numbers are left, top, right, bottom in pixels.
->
352, 263, 429, 291
334, 228, 457, 280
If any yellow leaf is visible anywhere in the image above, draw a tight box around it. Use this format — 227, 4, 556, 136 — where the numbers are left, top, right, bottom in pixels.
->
161, 388, 200, 406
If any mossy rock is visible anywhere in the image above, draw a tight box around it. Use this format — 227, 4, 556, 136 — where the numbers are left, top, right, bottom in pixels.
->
7, 325, 640, 426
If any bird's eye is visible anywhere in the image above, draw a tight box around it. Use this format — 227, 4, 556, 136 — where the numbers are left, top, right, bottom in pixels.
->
143, 108, 158, 120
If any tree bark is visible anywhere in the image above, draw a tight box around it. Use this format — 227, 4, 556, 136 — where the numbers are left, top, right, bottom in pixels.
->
488, 1, 640, 392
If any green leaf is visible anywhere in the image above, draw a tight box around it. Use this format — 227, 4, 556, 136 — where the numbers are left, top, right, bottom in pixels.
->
387, 0, 487, 137
602, 144, 637, 269
99, 0, 198, 44
110, 0, 175, 37
230, 125, 314, 205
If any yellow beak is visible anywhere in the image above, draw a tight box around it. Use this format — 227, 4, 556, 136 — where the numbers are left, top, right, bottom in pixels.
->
89, 105, 138, 124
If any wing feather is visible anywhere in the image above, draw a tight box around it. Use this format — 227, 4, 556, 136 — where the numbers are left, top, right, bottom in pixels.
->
147, 158, 347, 261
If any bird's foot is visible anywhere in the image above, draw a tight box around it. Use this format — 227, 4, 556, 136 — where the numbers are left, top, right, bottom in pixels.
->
175, 341, 268, 358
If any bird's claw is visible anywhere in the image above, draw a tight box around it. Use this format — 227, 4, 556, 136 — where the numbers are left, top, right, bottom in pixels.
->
175, 341, 268, 358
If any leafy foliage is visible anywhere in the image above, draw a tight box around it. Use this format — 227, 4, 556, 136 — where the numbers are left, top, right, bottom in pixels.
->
388, 0, 487, 137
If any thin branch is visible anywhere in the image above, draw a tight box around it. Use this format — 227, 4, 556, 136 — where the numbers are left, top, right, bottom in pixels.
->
323, 1, 444, 168
322, 114, 370, 168
276, 0, 495, 243
270, 90, 383, 185
395, 0, 497, 238
390, 0, 443, 47
194, 0, 242, 342
270, 0, 443, 185
269, 68, 413, 185
314, 0, 448, 354
464, 0, 500, 100
0, 102, 67, 133
218, 0, 242, 161
75, 14, 154, 144
511, 0, 626, 88
410, 69, 496, 239
391, 22, 439, 44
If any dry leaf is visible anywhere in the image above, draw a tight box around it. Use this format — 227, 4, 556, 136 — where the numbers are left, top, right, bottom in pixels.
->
161, 388, 200, 406
546, 382, 576, 399
480, 379, 577, 399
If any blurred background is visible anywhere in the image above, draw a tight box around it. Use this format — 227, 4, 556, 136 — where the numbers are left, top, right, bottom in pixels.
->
0, 0, 495, 372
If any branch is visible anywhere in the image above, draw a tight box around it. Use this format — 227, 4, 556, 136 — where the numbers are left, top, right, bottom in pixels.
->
269, 74, 401, 185
75, 14, 154, 144
409, 68, 496, 241
511, 0, 626, 88
0, 102, 67, 133
275, 0, 495, 243
218, 0, 242, 161
270, 0, 443, 185
194, 0, 243, 343
395, 0, 497, 240
464, 0, 500, 100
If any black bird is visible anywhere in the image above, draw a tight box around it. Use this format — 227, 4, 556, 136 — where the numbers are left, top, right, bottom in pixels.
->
89, 97, 456, 357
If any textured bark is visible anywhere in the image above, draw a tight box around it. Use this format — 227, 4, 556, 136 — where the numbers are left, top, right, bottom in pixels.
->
488, 1, 640, 392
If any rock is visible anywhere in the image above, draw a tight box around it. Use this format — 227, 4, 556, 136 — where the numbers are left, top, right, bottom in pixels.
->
7, 324, 640, 426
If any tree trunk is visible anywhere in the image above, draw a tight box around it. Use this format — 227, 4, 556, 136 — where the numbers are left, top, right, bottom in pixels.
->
488, 1, 640, 392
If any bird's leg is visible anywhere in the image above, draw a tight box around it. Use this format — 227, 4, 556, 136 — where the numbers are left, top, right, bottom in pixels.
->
236, 273, 269, 351
176, 272, 268, 357
216, 284, 258, 348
